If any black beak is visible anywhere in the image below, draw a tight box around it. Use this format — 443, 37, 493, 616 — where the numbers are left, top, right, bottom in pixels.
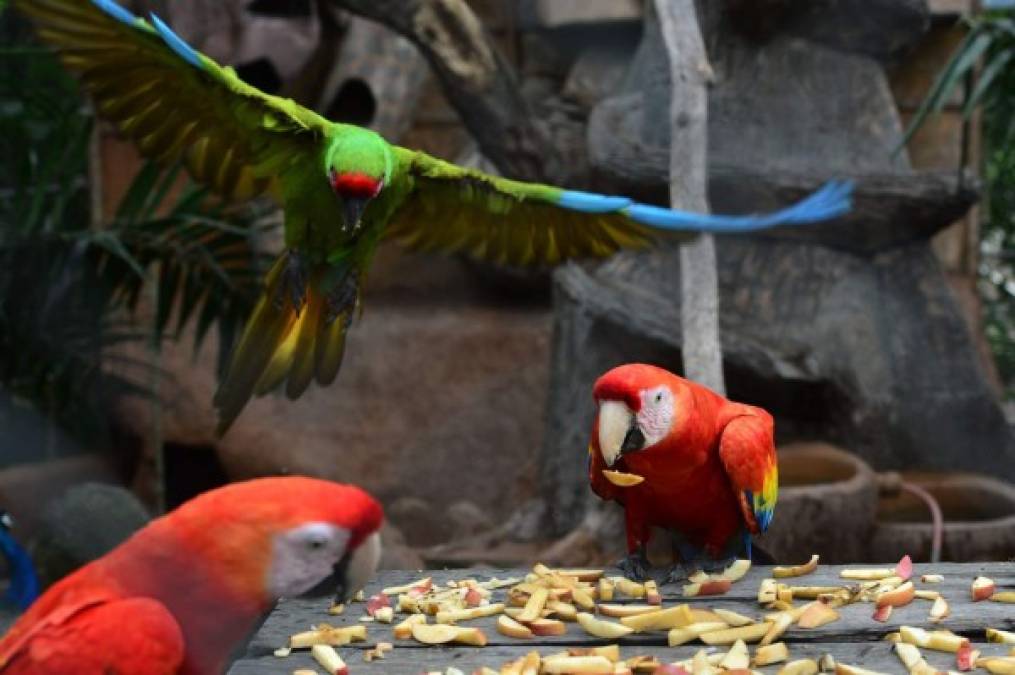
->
301, 550, 351, 600
621, 425, 645, 454
342, 196, 368, 233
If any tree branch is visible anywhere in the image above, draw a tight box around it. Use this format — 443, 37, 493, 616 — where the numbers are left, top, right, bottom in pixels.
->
325, 0, 556, 182
653, 0, 725, 394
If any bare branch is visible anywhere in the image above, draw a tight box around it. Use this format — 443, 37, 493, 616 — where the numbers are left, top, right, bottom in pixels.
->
653, 0, 725, 394
325, 0, 555, 181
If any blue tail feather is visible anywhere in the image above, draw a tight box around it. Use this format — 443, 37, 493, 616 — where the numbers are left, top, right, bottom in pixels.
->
560, 180, 853, 234
91, 0, 137, 26
0, 530, 39, 611
149, 13, 202, 68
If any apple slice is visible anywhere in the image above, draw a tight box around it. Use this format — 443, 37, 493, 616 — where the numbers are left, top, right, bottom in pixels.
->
577, 612, 634, 639
760, 613, 793, 646
895, 555, 913, 581
992, 592, 1015, 603
834, 664, 892, 675
956, 644, 979, 672
436, 603, 505, 624
541, 656, 614, 674
620, 604, 694, 631
667, 622, 730, 647
988, 629, 1015, 645
758, 578, 778, 604
411, 623, 487, 646
872, 604, 892, 623
613, 577, 647, 598
644, 580, 662, 605
373, 606, 394, 623
699, 622, 772, 645
288, 625, 367, 648
773, 555, 819, 579
496, 614, 533, 639
876, 581, 915, 608
310, 645, 348, 675
840, 567, 896, 581
598, 604, 659, 618
972, 576, 996, 602
928, 596, 949, 623
517, 587, 548, 623
598, 577, 615, 601
719, 559, 752, 582
547, 600, 577, 621
571, 585, 596, 611
382, 576, 432, 595
900, 625, 969, 653
753, 642, 789, 667
527, 618, 567, 636
653, 666, 691, 675
602, 470, 644, 487
394, 614, 426, 640
976, 658, 1015, 675
683, 579, 732, 597
719, 639, 750, 670
797, 602, 840, 629
921, 574, 944, 583
778, 659, 819, 675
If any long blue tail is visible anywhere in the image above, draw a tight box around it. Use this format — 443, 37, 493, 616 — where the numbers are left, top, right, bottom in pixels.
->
0, 529, 39, 611
558, 180, 853, 233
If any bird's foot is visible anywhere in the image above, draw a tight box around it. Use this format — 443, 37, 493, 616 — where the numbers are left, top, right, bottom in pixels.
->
274, 250, 308, 313
617, 550, 651, 581
701, 555, 738, 575
664, 562, 700, 584
324, 274, 358, 326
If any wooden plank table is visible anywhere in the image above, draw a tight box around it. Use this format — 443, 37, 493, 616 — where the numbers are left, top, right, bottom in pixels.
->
229, 563, 1015, 674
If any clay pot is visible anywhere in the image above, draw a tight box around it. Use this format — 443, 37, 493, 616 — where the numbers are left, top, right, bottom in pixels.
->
756, 442, 877, 564
870, 472, 1015, 562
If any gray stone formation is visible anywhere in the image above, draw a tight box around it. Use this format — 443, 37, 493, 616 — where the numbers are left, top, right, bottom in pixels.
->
30, 483, 151, 587
541, 0, 1014, 536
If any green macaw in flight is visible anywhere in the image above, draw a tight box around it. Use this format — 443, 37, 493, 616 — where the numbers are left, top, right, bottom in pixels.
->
19, 0, 853, 434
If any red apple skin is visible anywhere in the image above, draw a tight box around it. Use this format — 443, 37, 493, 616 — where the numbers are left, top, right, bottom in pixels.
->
654, 666, 692, 675
525, 619, 567, 636
876, 581, 915, 608
693, 580, 733, 596
872, 604, 893, 623
366, 593, 390, 616
895, 554, 913, 581
464, 588, 483, 607
956, 644, 977, 671
971, 577, 996, 602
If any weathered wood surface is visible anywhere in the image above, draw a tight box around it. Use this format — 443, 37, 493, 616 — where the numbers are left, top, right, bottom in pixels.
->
229, 563, 1015, 673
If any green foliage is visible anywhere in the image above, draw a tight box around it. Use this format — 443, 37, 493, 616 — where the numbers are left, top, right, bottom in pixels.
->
904, 10, 1015, 395
0, 14, 274, 445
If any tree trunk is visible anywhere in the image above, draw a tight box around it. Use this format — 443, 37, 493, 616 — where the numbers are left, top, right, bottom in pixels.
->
653, 0, 725, 394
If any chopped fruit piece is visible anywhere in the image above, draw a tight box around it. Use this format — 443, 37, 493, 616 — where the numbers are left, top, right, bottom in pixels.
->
720, 559, 752, 582
759, 579, 778, 604
972, 576, 997, 602
541, 656, 614, 674
653, 666, 691, 675
644, 580, 662, 605
914, 590, 940, 600
577, 612, 634, 639
598, 578, 615, 601
992, 592, 1015, 603
834, 665, 891, 675
988, 629, 1015, 645
773, 555, 820, 579
872, 604, 892, 623
797, 602, 840, 629
920, 574, 944, 583
464, 588, 483, 607
602, 470, 644, 487
552, 568, 605, 581
713, 608, 754, 627
787, 585, 848, 599
365, 593, 390, 616
894, 643, 935, 675
754, 642, 790, 667
895, 555, 913, 581
382, 576, 433, 595
527, 618, 567, 636
571, 586, 596, 611
517, 588, 549, 623
598, 604, 660, 618
496, 615, 533, 639
719, 639, 750, 670
436, 603, 505, 624
699, 622, 773, 645
683, 579, 732, 597
310, 645, 348, 675
373, 606, 394, 623
327, 603, 344, 615
613, 578, 646, 598
900, 625, 969, 653
620, 604, 695, 632
624, 655, 660, 672
777, 659, 818, 675
760, 612, 793, 646
411, 623, 487, 646
667, 622, 729, 647
289, 625, 367, 648
876, 581, 915, 608
929, 596, 949, 623
840, 568, 896, 581
547, 600, 578, 621
976, 658, 1015, 675
394, 614, 426, 639
956, 644, 978, 672
273, 646, 291, 658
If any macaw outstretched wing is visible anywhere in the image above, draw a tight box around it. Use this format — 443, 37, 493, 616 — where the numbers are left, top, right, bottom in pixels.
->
719, 412, 778, 537
18, 0, 329, 202
386, 149, 853, 266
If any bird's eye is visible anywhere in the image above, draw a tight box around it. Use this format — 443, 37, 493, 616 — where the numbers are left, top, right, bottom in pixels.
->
307, 538, 326, 550
655, 392, 663, 403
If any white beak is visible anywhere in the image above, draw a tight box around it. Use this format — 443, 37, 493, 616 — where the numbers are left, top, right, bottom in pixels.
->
598, 400, 634, 468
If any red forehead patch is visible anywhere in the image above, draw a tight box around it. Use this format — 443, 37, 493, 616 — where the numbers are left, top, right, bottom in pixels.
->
330, 171, 383, 198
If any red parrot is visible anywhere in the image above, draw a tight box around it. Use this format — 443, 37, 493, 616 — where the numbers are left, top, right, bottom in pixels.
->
588, 364, 778, 581
0, 477, 383, 675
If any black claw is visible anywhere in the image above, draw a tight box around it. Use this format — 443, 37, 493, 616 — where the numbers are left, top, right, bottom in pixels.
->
275, 250, 308, 313
664, 563, 699, 584
324, 274, 358, 325
701, 555, 737, 574
617, 549, 651, 581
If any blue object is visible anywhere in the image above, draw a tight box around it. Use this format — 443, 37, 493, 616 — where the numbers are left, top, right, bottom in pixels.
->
150, 13, 202, 68
985, 0, 1015, 8
557, 191, 633, 213
0, 526, 40, 611
627, 180, 853, 233
91, 0, 137, 26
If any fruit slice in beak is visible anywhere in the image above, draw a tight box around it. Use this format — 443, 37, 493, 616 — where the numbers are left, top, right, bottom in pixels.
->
603, 470, 645, 487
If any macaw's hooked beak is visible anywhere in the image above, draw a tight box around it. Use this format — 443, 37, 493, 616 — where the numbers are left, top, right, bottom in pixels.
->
302, 550, 351, 601
598, 400, 645, 467
342, 196, 368, 233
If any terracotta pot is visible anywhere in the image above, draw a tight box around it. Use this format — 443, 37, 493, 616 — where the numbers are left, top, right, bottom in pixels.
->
870, 472, 1015, 562
756, 442, 877, 564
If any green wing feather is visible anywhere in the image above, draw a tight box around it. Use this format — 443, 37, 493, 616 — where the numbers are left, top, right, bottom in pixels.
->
16, 0, 329, 203
385, 149, 678, 267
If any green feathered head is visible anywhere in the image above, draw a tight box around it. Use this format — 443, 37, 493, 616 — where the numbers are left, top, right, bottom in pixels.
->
325, 129, 393, 232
